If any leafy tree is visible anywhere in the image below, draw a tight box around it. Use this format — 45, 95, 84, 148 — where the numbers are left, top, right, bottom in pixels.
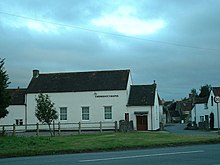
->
199, 84, 211, 98
0, 58, 10, 119
190, 88, 198, 98
35, 93, 58, 136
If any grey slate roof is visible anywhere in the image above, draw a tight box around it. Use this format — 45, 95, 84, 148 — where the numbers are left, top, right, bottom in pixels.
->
7, 88, 26, 105
27, 69, 130, 93
127, 84, 156, 106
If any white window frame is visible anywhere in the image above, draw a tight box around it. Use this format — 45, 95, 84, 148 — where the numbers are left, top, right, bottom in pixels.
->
200, 116, 204, 122
82, 107, 90, 121
60, 107, 67, 121
104, 106, 112, 120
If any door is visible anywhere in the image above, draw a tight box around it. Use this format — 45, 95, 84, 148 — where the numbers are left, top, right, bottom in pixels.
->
136, 116, 148, 131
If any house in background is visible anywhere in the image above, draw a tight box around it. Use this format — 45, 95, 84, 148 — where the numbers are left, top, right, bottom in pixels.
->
163, 101, 174, 123
127, 84, 161, 131
191, 87, 220, 129
164, 101, 180, 123
0, 88, 26, 126
176, 99, 193, 122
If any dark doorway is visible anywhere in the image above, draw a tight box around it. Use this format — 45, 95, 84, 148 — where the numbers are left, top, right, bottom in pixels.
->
136, 116, 148, 131
125, 113, 129, 122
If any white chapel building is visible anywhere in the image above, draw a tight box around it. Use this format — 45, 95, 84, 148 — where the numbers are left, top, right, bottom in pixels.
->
1, 69, 162, 131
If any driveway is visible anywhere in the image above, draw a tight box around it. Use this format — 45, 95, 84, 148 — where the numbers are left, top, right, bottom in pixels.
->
165, 123, 219, 136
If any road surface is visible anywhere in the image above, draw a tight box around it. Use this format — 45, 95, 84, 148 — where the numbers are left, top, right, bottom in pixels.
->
165, 123, 218, 135
1, 144, 220, 165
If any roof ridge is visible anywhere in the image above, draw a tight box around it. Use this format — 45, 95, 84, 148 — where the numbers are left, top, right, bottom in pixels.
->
39, 69, 130, 75
6, 88, 27, 90
131, 84, 155, 87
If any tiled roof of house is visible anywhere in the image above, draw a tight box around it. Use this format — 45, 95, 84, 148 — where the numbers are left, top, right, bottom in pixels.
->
176, 100, 193, 112
7, 88, 26, 105
194, 96, 209, 104
27, 69, 130, 93
212, 87, 220, 97
169, 109, 180, 117
127, 84, 156, 106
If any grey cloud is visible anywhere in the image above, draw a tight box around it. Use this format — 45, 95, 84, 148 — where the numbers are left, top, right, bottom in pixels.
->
0, 0, 220, 100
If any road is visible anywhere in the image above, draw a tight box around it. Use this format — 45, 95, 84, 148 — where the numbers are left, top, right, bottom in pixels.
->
165, 123, 218, 135
1, 144, 220, 165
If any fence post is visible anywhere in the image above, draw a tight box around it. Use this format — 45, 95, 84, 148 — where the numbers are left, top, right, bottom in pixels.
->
58, 122, 61, 136
12, 124, 16, 136
2, 126, 5, 136
115, 121, 118, 132
78, 122, 81, 134
53, 120, 55, 136
100, 121, 103, 133
36, 123, 39, 136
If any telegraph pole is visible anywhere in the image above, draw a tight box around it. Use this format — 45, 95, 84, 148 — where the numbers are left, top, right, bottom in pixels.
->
214, 96, 220, 135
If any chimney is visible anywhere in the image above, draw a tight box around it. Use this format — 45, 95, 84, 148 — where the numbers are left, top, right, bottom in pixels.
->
33, 69, 39, 78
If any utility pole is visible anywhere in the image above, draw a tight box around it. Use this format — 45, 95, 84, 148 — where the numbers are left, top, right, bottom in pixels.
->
214, 96, 220, 135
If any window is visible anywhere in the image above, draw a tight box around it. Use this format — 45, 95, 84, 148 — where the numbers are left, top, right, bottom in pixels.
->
82, 107, 89, 120
104, 106, 112, 120
60, 107, 67, 120
16, 119, 23, 125
200, 116, 204, 122
204, 103, 208, 109
211, 96, 214, 106
205, 115, 209, 122
125, 113, 129, 122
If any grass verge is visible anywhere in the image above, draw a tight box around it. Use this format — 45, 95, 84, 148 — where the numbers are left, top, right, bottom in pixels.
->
0, 132, 220, 158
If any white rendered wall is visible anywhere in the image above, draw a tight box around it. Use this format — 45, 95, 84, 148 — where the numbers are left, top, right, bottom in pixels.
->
153, 91, 160, 130
26, 90, 129, 125
0, 105, 26, 125
192, 91, 220, 129
207, 91, 220, 129
128, 106, 152, 130
191, 103, 208, 125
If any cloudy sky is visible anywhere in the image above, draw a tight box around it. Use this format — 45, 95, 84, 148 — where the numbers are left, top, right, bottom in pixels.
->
0, 0, 219, 100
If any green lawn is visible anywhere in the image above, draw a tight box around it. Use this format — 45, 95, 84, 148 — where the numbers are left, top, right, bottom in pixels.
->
0, 132, 220, 158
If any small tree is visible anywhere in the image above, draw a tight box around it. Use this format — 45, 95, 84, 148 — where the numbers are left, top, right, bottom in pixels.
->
0, 58, 10, 119
35, 93, 58, 136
